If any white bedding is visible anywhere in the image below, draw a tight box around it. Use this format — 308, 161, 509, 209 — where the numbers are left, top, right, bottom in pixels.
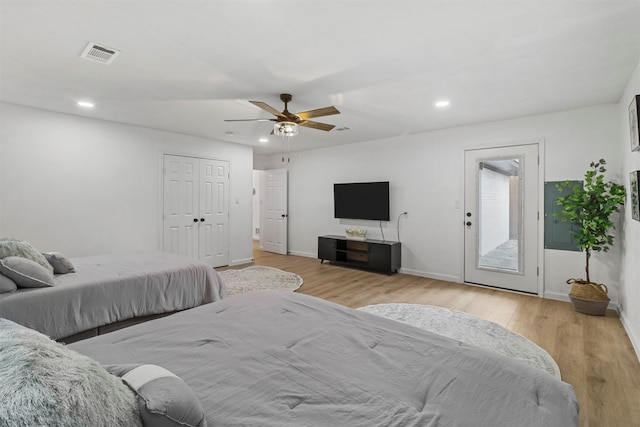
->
0, 251, 225, 340
71, 291, 579, 426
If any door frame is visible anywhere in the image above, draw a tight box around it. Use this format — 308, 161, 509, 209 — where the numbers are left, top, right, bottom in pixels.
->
460, 139, 545, 297
158, 150, 231, 265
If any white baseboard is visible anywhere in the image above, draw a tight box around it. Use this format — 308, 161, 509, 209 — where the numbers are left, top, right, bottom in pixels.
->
543, 291, 571, 303
288, 250, 316, 258
619, 310, 640, 363
399, 267, 461, 283
228, 257, 254, 266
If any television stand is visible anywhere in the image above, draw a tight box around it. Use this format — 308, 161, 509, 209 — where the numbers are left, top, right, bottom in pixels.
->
318, 235, 401, 275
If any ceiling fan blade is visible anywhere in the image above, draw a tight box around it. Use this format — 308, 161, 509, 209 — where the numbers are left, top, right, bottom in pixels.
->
296, 106, 340, 120
249, 101, 287, 118
299, 120, 336, 131
224, 118, 275, 122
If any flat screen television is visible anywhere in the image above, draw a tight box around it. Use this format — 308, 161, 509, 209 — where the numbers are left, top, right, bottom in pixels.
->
334, 181, 390, 221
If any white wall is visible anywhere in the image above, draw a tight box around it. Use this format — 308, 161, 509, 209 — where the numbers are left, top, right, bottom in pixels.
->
263, 103, 623, 301
253, 154, 271, 170
252, 170, 262, 240
0, 103, 4, 233
0, 103, 254, 265
618, 58, 640, 358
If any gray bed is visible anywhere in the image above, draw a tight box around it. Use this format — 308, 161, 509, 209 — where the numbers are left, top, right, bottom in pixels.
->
0, 251, 225, 341
70, 291, 579, 426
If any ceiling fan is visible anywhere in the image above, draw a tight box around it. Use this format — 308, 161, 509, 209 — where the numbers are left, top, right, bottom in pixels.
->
225, 93, 340, 133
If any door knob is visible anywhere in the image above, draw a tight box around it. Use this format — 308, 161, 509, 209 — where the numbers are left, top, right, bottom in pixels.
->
200, 218, 205, 222
466, 221, 472, 226
466, 212, 472, 217
193, 218, 198, 223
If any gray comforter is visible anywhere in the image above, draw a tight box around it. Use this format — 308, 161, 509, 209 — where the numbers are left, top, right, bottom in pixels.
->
71, 291, 579, 426
0, 251, 225, 340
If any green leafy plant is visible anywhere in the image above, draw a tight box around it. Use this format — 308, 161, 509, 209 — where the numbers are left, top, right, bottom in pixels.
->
555, 159, 626, 283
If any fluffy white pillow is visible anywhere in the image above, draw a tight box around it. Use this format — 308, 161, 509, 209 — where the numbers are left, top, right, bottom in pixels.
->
0, 238, 54, 274
0, 318, 142, 426
0, 256, 54, 288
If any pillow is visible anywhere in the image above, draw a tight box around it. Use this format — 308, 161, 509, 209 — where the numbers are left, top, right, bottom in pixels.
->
0, 238, 54, 275
0, 273, 17, 293
0, 317, 24, 331
43, 252, 76, 274
0, 256, 54, 288
0, 318, 142, 427
106, 364, 207, 427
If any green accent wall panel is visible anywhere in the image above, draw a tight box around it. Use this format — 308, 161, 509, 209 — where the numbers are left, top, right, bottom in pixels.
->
544, 181, 581, 251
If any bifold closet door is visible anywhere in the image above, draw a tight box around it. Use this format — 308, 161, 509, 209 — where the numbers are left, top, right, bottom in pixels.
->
163, 155, 200, 259
198, 158, 229, 267
163, 154, 229, 267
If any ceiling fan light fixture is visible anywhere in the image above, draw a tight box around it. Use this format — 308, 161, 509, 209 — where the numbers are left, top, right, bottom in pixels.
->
274, 121, 299, 136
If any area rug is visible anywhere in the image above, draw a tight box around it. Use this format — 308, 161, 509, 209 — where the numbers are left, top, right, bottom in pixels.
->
219, 266, 303, 296
357, 303, 561, 379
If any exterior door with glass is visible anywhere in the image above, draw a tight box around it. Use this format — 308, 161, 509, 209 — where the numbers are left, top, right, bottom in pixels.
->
464, 144, 539, 294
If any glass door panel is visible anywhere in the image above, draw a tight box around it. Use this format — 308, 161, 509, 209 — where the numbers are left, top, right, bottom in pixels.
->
477, 157, 523, 273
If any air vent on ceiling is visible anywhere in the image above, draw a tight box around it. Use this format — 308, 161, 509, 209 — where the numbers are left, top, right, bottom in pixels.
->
80, 42, 121, 65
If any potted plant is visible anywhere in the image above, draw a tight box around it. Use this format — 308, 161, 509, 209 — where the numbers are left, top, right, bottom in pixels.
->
555, 159, 626, 315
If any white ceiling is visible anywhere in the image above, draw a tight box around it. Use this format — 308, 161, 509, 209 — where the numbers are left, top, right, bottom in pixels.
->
1, 1, 639, 155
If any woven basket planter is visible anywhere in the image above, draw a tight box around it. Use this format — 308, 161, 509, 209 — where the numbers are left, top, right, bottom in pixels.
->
567, 279, 609, 316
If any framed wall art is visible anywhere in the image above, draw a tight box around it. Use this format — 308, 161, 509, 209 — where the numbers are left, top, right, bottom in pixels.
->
631, 170, 640, 221
629, 95, 640, 152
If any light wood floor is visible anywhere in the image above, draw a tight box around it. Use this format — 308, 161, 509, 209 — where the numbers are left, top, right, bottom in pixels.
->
226, 245, 640, 427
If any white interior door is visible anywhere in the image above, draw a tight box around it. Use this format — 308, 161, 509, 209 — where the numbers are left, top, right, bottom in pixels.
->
163, 155, 199, 259
199, 159, 229, 267
262, 169, 288, 255
163, 155, 229, 267
464, 144, 539, 294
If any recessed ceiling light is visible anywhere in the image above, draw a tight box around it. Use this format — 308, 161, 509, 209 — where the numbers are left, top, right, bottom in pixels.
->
259, 138, 269, 143
435, 100, 450, 108
77, 101, 95, 108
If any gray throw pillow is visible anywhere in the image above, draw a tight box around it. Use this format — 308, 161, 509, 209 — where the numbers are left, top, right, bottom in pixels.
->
106, 364, 207, 427
43, 252, 76, 274
0, 256, 54, 288
0, 318, 142, 427
0, 273, 17, 293
0, 238, 54, 275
